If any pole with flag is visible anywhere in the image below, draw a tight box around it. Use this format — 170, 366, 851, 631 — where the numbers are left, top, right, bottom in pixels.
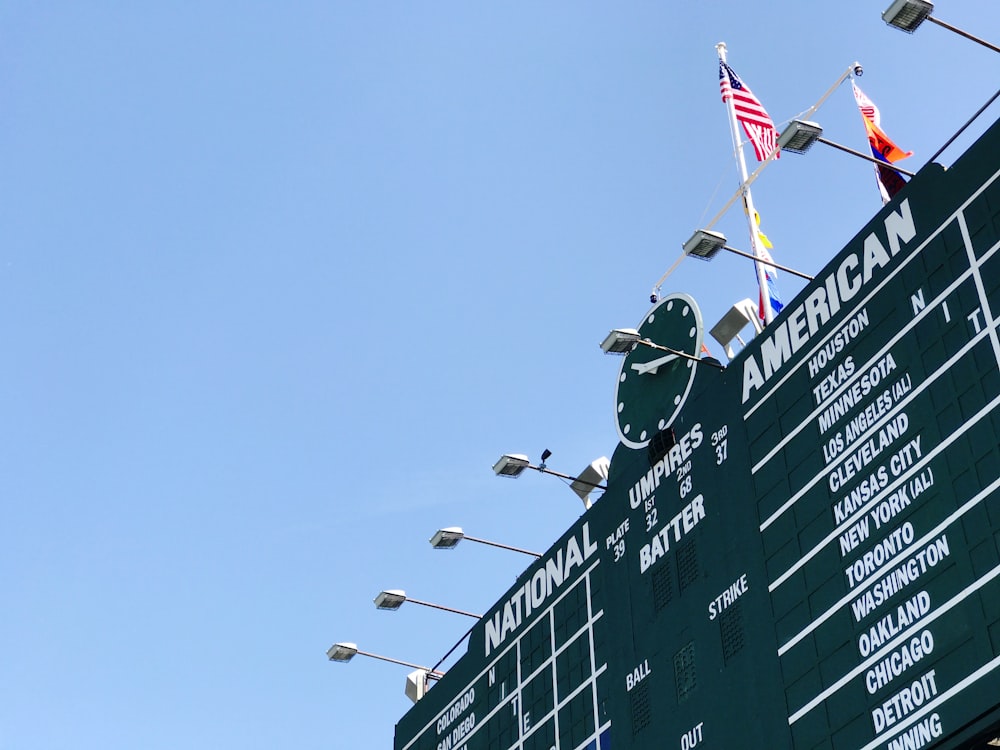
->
716, 42, 782, 326
851, 80, 912, 204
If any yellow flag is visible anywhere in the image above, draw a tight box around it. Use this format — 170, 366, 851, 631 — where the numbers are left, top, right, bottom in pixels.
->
755, 211, 773, 249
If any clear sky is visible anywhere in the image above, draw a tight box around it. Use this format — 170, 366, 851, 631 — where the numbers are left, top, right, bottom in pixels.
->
1, 2, 998, 748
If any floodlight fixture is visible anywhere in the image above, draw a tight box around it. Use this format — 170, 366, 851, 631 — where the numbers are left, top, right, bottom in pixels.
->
682, 229, 728, 260
600, 328, 641, 355
326, 642, 443, 676
373, 589, 408, 611
373, 589, 482, 619
429, 527, 541, 558
882, 0, 999, 53
682, 229, 815, 282
429, 527, 464, 549
882, 0, 933, 32
327, 642, 360, 662
601, 325, 726, 370
493, 454, 530, 478
493, 455, 605, 488
778, 120, 916, 177
777, 120, 824, 154
492, 453, 610, 507
327, 642, 444, 703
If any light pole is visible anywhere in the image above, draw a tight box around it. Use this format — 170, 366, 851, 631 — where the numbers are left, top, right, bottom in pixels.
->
429, 527, 541, 558
373, 589, 481, 619
882, 0, 1000, 54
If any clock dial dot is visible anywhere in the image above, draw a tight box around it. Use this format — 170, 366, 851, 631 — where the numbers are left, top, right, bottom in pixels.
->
674, 395, 681, 405
618, 402, 624, 413
689, 326, 696, 337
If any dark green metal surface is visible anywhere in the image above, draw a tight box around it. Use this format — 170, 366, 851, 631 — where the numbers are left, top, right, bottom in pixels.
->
394, 116, 1000, 750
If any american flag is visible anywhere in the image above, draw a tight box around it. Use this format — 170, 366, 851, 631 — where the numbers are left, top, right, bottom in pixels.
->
719, 61, 779, 161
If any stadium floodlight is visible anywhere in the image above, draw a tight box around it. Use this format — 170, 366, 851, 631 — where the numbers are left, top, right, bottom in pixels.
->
777, 120, 824, 154
373, 589, 481, 619
600, 328, 641, 354
601, 321, 727, 371
882, 0, 999, 53
882, 0, 933, 32
429, 527, 464, 549
326, 642, 443, 676
492, 452, 609, 509
493, 454, 530, 478
326, 642, 444, 705
326, 642, 360, 662
777, 120, 916, 177
429, 527, 541, 558
682, 228, 815, 282
682, 229, 728, 260
373, 589, 408, 611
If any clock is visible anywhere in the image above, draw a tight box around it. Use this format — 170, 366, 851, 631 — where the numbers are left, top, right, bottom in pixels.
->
615, 293, 704, 449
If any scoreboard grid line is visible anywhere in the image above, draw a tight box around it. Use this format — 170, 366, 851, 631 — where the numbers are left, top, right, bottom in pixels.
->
399, 558, 604, 750
787, 560, 1000, 725
571, 722, 612, 750
759, 308, 995, 534
857, 652, 1000, 750
752, 228, 1000, 485
547, 601, 561, 750
777, 470, 1000, 657
957, 211, 1000, 364
757, 233, 1000, 536
396, 121, 1000, 750
743, 163, 1000, 422
413, 610, 609, 750
515, 624, 525, 748
586, 570, 601, 748
767, 342, 1000, 592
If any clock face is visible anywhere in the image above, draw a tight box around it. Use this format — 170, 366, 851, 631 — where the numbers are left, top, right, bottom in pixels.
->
615, 293, 704, 449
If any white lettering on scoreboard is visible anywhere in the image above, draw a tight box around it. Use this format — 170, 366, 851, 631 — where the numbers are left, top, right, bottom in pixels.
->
872, 669, 939, 733
742, 199, 917, 404
483, 523, 598, 657
639, 495, 706, 574
629, 424, 704, 509
435, 688, 476, 750
625, 659, 651, 692
680, 721, 704, 750
708, 573, 748, 621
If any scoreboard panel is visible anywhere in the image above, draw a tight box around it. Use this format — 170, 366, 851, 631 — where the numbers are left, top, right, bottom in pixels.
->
394, 116, 1000, 750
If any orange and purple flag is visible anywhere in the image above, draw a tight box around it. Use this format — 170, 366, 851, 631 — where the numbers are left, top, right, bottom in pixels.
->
852, 81, 912, 201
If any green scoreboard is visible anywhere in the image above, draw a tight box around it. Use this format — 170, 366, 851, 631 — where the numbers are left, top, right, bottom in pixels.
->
393, 116, 1000, 750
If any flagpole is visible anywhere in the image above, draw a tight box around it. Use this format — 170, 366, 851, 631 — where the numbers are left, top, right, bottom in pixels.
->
716, 42, 774, 326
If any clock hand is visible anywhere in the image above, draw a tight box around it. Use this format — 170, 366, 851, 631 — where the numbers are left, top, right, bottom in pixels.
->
630, 353, 680, 375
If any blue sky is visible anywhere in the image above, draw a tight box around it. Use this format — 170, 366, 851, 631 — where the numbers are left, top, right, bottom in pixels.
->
1, 3, 998, 748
